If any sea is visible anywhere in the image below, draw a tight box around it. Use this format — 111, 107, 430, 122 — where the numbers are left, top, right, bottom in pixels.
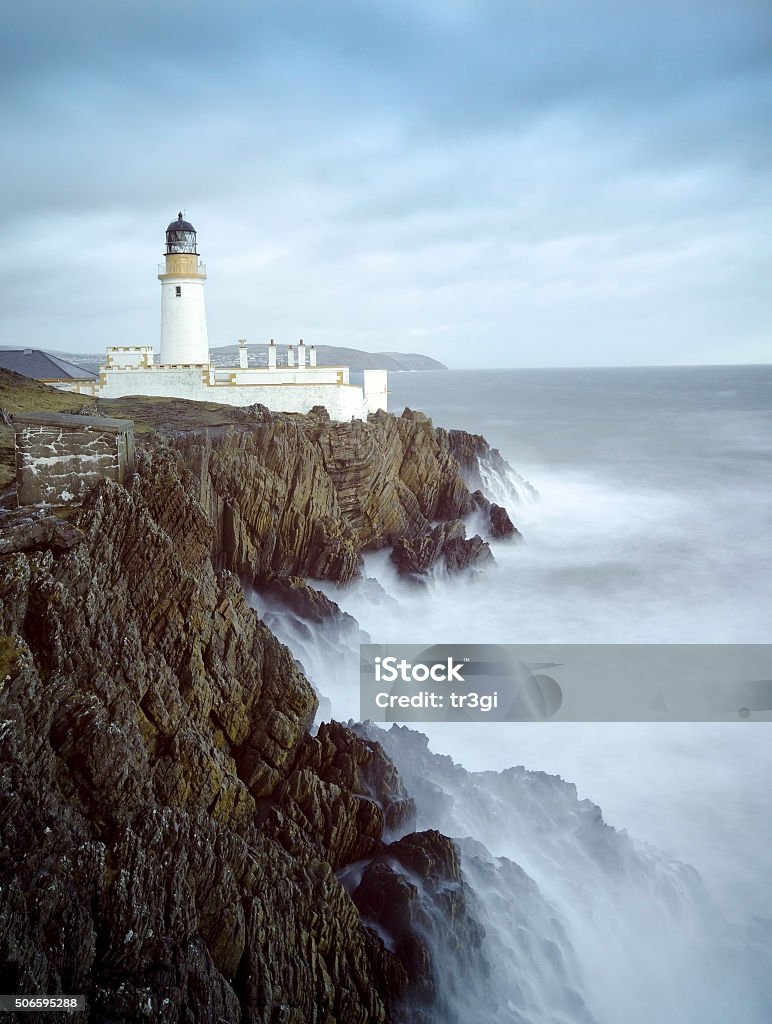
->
254, 364, 772, 1023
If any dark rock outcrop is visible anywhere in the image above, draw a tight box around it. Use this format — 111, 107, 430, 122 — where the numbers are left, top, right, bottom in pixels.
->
353, 830, 487, 1021
176, 405, 514, 587
259, 573, 355, 627
390, 520, 492, 578
438, 427, 538, 502
0, 414, 500, 1023
0, 509, 85, 555
442, 533, 494, 573
471, 489, 521, 540
436, 427, 507, 489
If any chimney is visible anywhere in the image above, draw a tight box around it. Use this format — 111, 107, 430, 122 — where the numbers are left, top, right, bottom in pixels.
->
268, 338, 277, 369
297, 338, 307, 369
309, 345, 317, 367
238, 338, 248, 369
287, 344, 295, 368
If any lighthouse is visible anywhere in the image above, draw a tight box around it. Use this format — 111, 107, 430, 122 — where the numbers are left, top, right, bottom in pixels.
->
158, 213, 209, 365
65, 212, 388, 419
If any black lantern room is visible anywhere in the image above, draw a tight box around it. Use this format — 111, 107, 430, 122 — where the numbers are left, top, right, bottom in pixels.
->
165, 212, 198, 254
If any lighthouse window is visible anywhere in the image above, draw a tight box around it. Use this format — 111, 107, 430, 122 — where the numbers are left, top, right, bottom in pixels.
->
175, 286, 182, 297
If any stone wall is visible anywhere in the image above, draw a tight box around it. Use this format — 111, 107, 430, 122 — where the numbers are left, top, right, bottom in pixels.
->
15, 412, 134, 506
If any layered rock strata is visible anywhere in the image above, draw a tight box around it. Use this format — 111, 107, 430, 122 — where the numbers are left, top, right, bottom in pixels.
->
177, 406, 515, 584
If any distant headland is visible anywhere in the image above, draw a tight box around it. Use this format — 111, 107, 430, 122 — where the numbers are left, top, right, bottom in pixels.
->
46, 343, 447, 375
209, 343, 448, 373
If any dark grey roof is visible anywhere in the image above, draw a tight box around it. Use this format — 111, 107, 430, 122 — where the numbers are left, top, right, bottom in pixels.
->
14, 412, 132, 432
167, 213, 195, 233
165, 212, 198, 254
0, 349, 97, 380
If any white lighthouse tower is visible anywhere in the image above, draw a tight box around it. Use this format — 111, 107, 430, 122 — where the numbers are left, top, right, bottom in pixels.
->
67, 212, 388, 418
158, 213, 209, 365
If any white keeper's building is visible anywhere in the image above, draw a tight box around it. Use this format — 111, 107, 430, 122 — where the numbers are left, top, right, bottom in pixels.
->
60, 214, 388, 421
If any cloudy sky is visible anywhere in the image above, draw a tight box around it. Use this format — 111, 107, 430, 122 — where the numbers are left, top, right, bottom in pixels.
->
1, 0, 769, 368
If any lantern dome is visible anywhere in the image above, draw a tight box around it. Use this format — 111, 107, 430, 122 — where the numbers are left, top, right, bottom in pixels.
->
165, 212, 197, 254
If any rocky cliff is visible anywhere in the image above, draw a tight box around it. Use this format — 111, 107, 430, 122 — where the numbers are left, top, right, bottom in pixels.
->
173, 406, 516, 584
0, 401, 517, 1023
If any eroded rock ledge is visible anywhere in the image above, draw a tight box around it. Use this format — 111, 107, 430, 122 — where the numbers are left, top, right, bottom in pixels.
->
176, 406, 518, 584
0, 406, 510, 1023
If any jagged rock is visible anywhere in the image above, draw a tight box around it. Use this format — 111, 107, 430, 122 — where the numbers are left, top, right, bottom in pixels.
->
257, 574, 355, 627
399, 407, 432, 424
391, 521, 463, 576
471, 489, 520, 540
442, 533, 494, 572
176, 407, 492, 585
442, 429, 538, 503
314, 721, 417, 838
471, 489, 490, 513
308, 404, 331, 423
233, 402, 273, 423
489, 503, 517, 539
0, 510, 85, 555
391, 521, 492, 578
353, 830, 487, 1020
271, 721, 417, 870
435, 426, 490, 481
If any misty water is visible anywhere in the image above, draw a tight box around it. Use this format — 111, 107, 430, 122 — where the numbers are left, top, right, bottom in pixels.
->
252, 365, 772, 1022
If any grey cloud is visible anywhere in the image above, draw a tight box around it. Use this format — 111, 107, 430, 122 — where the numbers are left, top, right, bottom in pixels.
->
0, 1, 769, 365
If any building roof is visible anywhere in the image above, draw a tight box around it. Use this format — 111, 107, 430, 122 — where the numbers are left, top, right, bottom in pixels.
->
0, 349, 97, 380
166, 212, 195, 233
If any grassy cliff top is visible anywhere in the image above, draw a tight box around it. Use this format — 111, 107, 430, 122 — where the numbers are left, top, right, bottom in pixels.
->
0, 368, 100, 415
0, 369, 255, 491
